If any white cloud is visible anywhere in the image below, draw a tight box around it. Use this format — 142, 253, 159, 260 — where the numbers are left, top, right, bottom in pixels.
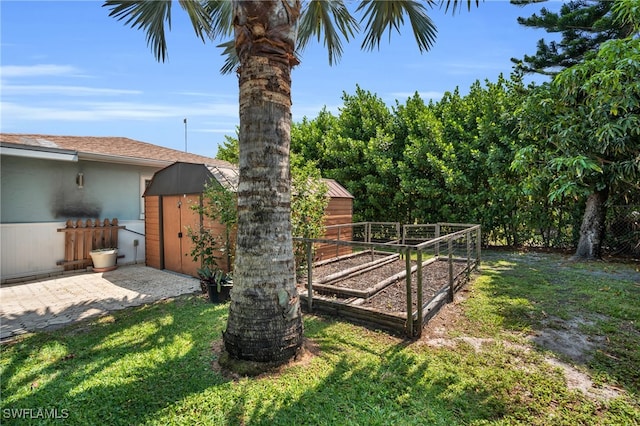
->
2, 84, 142, 96
173, 91, 236, 99
0, 64, 82, 78
0, 100, 239, 122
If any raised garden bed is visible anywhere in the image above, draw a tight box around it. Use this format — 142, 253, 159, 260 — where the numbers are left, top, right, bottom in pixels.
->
300, 258, 473, 337
296, 222, 481, 338
300, 251, 394, 283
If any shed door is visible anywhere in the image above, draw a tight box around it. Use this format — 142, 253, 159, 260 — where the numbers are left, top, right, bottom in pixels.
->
162, 194, 201, 277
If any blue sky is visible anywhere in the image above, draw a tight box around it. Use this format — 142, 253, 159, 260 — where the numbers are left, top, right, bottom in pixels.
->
1, 0, 562, 158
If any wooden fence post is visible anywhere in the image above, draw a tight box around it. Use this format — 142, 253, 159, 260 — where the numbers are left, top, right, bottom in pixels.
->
405, 247, 413, 337
448, 239, 454, 303
416, 248, 423, 337
476, 226, 482, 271
306, 241, 313, 312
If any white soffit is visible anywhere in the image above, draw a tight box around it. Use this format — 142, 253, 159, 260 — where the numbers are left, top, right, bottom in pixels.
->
0, 144, 78, 162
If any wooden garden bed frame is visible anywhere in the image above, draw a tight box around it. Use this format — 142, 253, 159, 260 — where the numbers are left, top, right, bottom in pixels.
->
294, 222, 481, 338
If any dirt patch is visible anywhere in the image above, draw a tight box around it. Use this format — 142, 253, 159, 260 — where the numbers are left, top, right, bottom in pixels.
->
330, 259, 410, 290
211, 338, 320, 381
544, 356, 623, 400
300, 253, 391, 282
361, 261, 467, 313
417, 291, 623, 401
529, 316, 606, 364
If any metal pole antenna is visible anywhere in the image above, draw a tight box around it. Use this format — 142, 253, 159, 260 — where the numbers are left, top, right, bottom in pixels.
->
183, 118, 187, 152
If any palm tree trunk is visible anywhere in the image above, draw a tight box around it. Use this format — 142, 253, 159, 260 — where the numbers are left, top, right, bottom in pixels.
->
223, 0, 303, 363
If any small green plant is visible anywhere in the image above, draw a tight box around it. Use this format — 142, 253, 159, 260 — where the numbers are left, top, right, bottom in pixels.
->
291, 154, 329, 275
186, 226, 225, 293
197, 182, 238, 272
185, 180, 238, 296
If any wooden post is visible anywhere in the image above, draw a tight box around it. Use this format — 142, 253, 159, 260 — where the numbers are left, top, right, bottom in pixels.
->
306, 241, 313, 312
448, 239, 454, 303
405, 247, 413, 337
416, 248, 423, 337
93, 219, 101, 249
103, 218, 111, 247
85, 219, 94, 257
466, 230, 471, 277
476, 226, 482, 271
75, 219, 85, 270
110, 218, 119, 248
435, 223, 441, 258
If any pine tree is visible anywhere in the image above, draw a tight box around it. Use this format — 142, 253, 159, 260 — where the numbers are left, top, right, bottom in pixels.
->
511, 0, 634, 75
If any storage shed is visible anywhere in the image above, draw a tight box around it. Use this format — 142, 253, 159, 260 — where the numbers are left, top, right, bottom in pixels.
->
143, 162, 353, 278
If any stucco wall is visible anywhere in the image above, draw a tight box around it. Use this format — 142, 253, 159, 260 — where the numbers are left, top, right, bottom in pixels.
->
1, 155, 158, 281
0, 220, 146, 282
1, 156, 157, 223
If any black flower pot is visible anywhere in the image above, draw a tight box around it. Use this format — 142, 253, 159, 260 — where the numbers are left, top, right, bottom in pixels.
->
207, 282, 232, 303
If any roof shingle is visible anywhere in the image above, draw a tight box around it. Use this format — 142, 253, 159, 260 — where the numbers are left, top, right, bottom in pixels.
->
0, 133, 229, 167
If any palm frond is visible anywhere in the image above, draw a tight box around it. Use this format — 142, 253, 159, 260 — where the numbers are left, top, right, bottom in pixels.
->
440, 0, 481, 16
203, 0, 233, 39
103, 0, 215, 63
178, 0, 215, 41
357, 0, 437, 52
217, 39, 238, 75
104, 0, 173, 62
298, 0, 359, 65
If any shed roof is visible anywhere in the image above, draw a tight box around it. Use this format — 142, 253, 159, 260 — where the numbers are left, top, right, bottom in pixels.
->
143, 162, 236, 196
324, 179, 354, 199
143, 162, 353, 199
0, 133, 229, 168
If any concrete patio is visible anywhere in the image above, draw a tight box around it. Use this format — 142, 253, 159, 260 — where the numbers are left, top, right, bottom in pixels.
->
0, 265, 201, 341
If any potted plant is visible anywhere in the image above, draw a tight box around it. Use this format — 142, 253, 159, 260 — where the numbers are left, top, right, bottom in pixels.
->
187, 226, 233, 303
89, 247, 118, 272
199, 266, 233, 303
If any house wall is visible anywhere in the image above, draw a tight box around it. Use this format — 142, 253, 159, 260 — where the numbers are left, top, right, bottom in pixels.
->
0, 220, 145, 283
1, 155, 157, 281
1, 156, 157, 223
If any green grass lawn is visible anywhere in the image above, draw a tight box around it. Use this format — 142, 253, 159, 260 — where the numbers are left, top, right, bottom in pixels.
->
1, 251, 639, 425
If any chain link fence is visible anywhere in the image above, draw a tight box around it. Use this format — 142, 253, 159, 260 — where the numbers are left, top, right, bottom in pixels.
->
605, 205, 640, 257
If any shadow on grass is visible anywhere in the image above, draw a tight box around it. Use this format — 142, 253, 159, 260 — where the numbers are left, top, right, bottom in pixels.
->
235, 322, 522, 425
1, 295, 229, 424
3, 262, 638, 425
476, 250, 640, 394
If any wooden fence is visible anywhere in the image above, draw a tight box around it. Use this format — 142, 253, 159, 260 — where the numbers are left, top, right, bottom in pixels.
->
57, 218, 124, 271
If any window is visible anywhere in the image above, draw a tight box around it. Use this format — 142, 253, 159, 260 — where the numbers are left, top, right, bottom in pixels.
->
140, 175, 153, 219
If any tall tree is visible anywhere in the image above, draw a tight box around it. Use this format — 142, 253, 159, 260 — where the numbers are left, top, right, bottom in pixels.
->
511, 0, 634, 75
516, 35, 639, 259
104, 0, 479, 363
